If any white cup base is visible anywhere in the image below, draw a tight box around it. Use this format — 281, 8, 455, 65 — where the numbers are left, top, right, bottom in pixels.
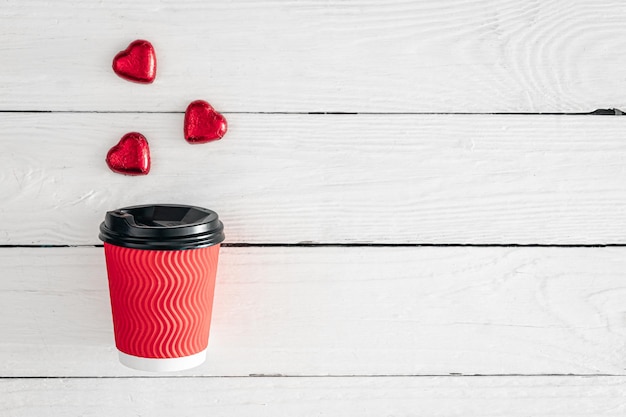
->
118, 349, 207, 372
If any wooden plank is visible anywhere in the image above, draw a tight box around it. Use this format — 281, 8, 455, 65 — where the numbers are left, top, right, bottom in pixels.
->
1, 113, 626, 244
2, 0, 626, 112
3, 376, 626, 416
1, 246, 625, 377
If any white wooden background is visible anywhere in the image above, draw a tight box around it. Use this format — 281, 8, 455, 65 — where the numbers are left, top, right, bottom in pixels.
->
3, 1, 626, 415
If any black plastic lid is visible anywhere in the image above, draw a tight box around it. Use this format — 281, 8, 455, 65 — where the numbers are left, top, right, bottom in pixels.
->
99, 204, 225, 250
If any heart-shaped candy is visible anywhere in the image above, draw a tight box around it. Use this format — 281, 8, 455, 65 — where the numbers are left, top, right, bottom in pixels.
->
112, 40, 156, 84
106, 132, 151, 176
184, 100, 228, 144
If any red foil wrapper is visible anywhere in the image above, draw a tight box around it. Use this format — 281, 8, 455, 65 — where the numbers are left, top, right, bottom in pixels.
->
184, 100, 228, 144
112, 39, 157, 84
106, 132, 151, 176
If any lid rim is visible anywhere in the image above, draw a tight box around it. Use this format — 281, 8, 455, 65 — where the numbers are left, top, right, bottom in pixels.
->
101, 239, 223, 251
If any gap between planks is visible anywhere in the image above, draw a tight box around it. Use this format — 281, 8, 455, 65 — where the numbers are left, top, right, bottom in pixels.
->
1, 373, 623, 379
0, 109, 623, 115
2, 244, 626, 248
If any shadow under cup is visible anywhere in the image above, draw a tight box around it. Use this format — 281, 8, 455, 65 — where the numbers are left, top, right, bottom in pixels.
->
99, 204, 225, 372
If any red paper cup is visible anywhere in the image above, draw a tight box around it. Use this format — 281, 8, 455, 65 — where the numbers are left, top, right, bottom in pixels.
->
99, 204, 225, 371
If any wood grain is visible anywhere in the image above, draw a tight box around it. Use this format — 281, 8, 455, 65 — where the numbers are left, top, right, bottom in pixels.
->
4, 1, 624, 414
4, 376, 626, 417
2, 247, 625, 377
1, 113, 626, 245
2, 0, 626, 112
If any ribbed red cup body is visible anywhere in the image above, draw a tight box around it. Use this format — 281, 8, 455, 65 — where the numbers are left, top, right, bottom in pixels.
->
104, 242, 220, 359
